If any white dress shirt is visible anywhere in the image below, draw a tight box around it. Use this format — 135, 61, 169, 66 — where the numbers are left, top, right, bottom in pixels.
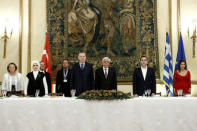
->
79, 62, 85, 68
33, 71, 39, 79
103, 67, 109, 77
141, 66, 147, 80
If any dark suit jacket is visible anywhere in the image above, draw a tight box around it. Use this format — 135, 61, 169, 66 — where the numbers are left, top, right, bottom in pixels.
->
95, 67, 117, 90
56, 68, 72, 96
133, 67, 156, 96
71, 62, 94, 96
44, 72, 52, 94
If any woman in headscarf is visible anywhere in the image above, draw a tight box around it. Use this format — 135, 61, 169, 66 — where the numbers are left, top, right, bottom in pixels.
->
25, 60, 48, 97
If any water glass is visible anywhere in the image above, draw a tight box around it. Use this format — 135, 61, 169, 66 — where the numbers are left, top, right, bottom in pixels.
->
2, 90, 7, 98
71, 90, 76, 97
177, 89, 183, 97
143, 90, 147, 97
144, 90, 148, 97
144, 89, 151, 97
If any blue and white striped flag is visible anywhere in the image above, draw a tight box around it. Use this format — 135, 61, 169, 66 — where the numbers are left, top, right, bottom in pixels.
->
163, 32, 173, 96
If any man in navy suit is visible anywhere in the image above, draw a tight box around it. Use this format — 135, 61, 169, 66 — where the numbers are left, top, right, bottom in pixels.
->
133, 56, 156, 97
71, 52, 94, 96
56, 59, 72, 97
95, 57, 117, 90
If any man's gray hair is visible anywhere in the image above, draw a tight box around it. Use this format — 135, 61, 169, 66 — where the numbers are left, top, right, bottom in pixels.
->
102, 57, 111, 63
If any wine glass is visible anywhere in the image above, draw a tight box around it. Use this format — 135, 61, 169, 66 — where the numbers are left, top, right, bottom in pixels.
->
147, 89, 151, 97
177, 89, 183, 97
35, 89, 40, 97
144, 90, 147, 97
144, 89, 151, 97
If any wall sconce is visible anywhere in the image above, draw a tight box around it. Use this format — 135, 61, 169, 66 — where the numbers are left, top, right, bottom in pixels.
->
188, 27, 197, 58
1, 27, 12, 58
190, 27, 197, 58
187, 19, 197, 58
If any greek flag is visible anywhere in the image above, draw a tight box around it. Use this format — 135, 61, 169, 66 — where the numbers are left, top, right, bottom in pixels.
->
163, 32, 173, 96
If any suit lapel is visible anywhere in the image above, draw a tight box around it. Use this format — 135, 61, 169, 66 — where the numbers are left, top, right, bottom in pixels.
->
77, 63, 81, 71
144, 68, 149, 81
107, 68, 111, 79
66, 69, 70, 79
61, 69, 64, 79
101, 68, 106, 79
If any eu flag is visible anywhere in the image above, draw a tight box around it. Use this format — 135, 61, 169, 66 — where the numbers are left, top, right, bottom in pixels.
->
175, 33, 186, 71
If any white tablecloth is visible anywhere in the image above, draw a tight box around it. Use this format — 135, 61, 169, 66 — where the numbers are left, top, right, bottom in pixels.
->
0, 97, 197, 131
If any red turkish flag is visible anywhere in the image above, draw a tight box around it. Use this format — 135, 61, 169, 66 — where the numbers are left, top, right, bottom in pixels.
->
41, 32, 53, 92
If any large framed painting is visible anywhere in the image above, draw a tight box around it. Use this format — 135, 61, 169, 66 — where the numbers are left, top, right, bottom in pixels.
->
47, 0, 160, 82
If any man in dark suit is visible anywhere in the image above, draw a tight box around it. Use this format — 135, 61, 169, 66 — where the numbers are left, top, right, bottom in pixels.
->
133, 56, 156, 97
71, 52, 94, 96
56, 59, 71, 97
95, 57, 117, 90
40, 61, 52, 94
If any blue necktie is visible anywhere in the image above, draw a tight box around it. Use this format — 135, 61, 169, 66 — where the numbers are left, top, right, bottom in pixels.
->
81, 64, 84, 70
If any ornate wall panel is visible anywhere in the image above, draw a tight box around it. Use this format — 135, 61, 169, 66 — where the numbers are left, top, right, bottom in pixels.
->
47, 0, 159, 82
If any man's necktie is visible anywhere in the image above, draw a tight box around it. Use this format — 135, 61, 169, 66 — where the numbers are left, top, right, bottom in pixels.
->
81, 64, 84, 70
64, 69, 67, 75
104, 68, 108, 78
64, 70, 67, 80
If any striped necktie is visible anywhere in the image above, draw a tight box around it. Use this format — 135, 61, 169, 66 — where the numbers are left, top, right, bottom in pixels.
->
104, 68, 108, 78
80, 63, 84, 70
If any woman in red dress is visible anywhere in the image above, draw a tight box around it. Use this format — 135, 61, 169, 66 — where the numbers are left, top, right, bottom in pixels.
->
173, 59, 191, 95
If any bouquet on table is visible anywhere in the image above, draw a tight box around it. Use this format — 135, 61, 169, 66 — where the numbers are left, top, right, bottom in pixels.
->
77, 90, 131, 100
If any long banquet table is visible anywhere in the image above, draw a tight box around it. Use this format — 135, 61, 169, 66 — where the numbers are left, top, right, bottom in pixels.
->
0, 97, 197, 131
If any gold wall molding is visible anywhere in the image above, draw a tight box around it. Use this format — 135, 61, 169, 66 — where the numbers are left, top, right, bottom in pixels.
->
19, 0, 23, 73
177, 0, 181, 42
168, 0, 173, 57
27, 0, 31, 72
